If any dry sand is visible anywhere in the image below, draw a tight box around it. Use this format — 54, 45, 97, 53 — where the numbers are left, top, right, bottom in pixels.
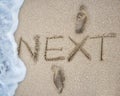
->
15, 0, 120, 96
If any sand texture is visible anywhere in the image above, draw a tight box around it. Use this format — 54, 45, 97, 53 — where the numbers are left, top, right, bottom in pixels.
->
15, 0, 120, 96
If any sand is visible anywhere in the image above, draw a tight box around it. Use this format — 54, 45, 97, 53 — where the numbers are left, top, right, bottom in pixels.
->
15, 0, 120, 96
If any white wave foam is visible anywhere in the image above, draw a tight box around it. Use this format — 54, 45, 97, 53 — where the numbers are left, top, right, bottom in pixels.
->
0, 0, 26, 96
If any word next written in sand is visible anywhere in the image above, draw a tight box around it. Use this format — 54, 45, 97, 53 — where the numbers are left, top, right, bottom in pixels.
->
18, 33, 116, 62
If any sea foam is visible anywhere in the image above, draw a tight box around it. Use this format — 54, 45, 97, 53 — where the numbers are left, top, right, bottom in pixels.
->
0, 0, 26, 96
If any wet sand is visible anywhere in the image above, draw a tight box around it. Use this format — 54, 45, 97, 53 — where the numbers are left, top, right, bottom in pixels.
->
15, 0, 120, 96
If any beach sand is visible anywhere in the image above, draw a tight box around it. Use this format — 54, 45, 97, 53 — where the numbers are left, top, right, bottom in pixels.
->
15, 0, 120, 96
